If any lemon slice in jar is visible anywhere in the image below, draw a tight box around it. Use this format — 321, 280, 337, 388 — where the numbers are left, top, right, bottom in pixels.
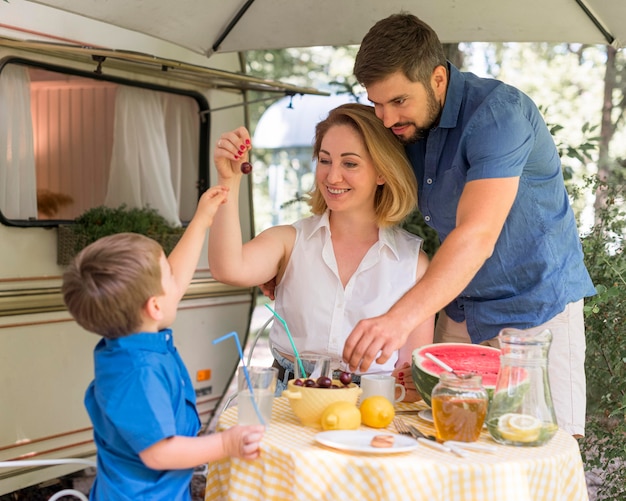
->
497, 413, 542, 442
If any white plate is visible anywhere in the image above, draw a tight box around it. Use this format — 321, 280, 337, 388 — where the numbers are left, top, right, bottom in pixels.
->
314, 430, 418, 454
418, 409, 434, 423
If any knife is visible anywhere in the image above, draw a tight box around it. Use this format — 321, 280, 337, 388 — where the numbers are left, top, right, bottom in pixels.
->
409, 425, 469, 458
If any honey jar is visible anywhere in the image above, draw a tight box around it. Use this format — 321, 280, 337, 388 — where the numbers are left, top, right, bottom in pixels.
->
431, 372, 488, 442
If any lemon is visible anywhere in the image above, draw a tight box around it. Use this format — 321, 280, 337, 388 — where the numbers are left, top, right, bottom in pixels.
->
360, 396, 395, 428
497, 412, 542, 442
320, 401, 361, 430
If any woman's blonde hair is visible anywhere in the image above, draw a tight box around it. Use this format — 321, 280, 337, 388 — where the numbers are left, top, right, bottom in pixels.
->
308, 103, 417, 227
62, 233, 164, 339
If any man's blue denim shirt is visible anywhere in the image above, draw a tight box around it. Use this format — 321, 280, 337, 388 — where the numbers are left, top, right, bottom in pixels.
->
406, 63, 596, 343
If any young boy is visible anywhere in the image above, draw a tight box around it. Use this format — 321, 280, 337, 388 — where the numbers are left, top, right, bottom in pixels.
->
62, 185, 264, 500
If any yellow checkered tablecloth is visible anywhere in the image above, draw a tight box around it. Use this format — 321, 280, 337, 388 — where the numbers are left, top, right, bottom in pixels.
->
205, 397, 588, 501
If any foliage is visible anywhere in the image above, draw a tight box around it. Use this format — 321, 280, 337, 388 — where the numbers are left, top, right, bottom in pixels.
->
244, 47, 360, 132
577, 178, 626, 500
65, 205, 184, 256
400, 208, 440, 258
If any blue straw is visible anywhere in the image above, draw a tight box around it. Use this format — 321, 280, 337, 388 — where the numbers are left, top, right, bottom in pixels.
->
213, 331, 266, 426
264, 304, 307, 378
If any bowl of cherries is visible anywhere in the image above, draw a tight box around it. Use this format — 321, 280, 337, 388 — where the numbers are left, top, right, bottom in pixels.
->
282, 371, 362, 427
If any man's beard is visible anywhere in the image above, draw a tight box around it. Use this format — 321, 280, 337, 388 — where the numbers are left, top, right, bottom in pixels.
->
395, 86, 442, 145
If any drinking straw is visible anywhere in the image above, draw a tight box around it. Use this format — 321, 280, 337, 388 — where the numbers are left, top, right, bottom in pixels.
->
264, 303, 307, 378
213, 331, 266, 426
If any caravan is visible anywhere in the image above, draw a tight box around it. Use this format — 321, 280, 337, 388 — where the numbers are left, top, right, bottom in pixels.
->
0, 1, 322, 495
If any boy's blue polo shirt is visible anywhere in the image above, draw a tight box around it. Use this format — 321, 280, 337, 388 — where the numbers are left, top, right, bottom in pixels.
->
85, 329, 201, 500
406, 64, 595, 343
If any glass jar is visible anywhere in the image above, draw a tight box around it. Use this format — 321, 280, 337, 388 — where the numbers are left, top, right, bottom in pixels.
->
486, 328, 558, 446
431, 372, 488, 442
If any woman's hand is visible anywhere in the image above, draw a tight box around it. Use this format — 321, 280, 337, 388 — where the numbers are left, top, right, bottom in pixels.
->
214, 126, 252, 182
392, 361, 422, 403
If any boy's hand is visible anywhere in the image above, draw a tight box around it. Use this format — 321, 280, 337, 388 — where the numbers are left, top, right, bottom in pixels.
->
221, 425, 264, 460
197, 185, 229, 227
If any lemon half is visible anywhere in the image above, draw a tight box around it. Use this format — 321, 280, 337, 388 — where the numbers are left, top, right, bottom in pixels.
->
497, 413, 542, 442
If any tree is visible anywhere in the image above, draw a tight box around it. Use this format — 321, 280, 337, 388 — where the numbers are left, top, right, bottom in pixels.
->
244, 47, 360, 133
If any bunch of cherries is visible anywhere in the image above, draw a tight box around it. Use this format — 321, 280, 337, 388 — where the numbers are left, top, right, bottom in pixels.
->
293, 371, 353, 389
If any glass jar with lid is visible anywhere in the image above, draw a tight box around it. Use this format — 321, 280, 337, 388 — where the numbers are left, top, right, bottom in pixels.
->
431, 372, 489, 442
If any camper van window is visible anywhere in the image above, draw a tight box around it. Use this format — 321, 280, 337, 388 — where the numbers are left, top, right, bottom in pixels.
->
0, 59, 209, 227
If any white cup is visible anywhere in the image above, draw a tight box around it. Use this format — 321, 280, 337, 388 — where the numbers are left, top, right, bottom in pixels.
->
360, 374, 406, 405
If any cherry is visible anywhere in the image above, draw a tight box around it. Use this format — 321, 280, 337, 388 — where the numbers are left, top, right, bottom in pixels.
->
293, 378, 304, 386
338, 371, 352, 386
316, 376, 332, 388
240, 162, 252, 174
304, 379, 317, 388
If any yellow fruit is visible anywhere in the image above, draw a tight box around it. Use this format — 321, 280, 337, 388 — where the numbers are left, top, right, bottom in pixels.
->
320, 401, 361, 430
497, 413, 542, 442
360, 396, 395, 428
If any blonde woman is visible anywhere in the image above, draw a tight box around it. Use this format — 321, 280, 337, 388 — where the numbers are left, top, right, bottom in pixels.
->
209, 104, 434, 398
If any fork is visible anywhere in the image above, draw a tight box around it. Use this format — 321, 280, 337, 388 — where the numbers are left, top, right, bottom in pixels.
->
392, 417, 412, 435
393, 418, 455, 454
407, 424, 437, 441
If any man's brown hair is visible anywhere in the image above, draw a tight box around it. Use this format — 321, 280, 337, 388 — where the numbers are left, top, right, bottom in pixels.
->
354, 12, 447, 87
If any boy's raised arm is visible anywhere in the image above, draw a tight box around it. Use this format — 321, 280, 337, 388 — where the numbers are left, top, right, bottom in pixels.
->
168, 185, 229, 299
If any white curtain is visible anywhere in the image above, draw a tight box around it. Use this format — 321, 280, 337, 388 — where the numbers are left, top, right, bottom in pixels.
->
105, 87, 199, 226
163, 93, 199, 221
0, 65, 37, 220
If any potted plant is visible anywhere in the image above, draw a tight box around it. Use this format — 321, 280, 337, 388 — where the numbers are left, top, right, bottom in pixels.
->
57, 205, 184, 265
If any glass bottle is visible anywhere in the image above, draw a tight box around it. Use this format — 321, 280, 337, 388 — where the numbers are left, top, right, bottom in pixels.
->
486, 328, 558, 446
431, 372, 488, 442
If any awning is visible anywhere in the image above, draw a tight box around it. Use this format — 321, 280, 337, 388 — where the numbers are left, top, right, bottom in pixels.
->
22, 0, 626, 58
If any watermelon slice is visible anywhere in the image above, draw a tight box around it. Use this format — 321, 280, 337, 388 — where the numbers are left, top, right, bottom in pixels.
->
411, 343, 501, 406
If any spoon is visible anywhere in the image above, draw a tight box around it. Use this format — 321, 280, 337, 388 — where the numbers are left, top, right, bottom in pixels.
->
425, 352, 465, 378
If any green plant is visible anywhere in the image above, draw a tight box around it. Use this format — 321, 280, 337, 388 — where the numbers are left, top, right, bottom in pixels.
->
401, 208, 440, 258
578, 177, 626, 500
58, 205, 184, 265
74, 205, 182, 240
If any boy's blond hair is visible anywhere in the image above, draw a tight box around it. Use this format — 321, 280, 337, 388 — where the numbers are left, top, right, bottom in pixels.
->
308, 103, 418, 227
62, 232, 164, 339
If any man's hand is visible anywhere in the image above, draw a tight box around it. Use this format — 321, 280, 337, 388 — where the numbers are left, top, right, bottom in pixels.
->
342, 313, 410, 372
